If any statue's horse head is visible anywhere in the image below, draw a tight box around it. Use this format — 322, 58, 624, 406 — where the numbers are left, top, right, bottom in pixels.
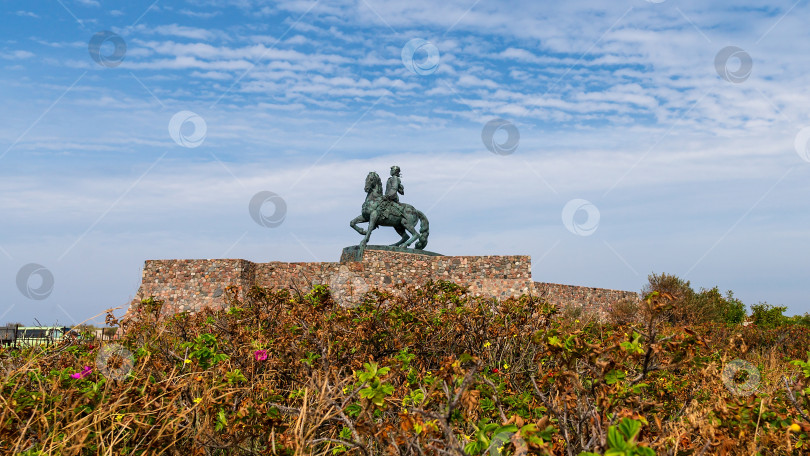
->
365, 171, 382, 194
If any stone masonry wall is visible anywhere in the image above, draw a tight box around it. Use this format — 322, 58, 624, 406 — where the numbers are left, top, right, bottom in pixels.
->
125, 248, 637, 322
132, 259, 253, 315
533, 282, 640, 322
344, 249, 534, 300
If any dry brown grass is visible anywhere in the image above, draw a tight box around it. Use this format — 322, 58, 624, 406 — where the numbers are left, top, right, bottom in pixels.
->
0, 282, 807, 455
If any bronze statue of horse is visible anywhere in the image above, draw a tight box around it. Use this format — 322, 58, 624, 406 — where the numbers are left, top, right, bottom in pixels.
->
349, 172, 429, 250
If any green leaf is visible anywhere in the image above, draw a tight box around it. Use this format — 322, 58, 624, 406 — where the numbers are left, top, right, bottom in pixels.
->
607, 426, 627, 450
605, 450, 627, 456
215, 408, 228, 431
345, 402, 361, 418
225, 368, 247, 385
359, 387, 374, 400
605, 369, 626, 385
494, 424, 518, 435
618, 418, 641, 441
464, 441, 483, 455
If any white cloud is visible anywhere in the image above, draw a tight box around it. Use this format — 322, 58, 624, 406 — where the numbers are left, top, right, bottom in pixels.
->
3, 0, 810, 323
123, 56, 253, 71
284, 35, 307, 45
190, 70, 233, 80
32, 39, 85, 48
456, 74, 499, 89
0, 50, 35, 59
128, 24, 225, 41
130, 39, 351, 65
178, 9, 221, 19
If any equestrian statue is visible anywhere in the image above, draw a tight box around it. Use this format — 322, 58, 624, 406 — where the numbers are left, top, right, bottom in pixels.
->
350, 166, 430, 250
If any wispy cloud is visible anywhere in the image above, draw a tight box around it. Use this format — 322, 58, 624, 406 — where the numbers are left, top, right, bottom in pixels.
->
0, 50, 35, 59
1, 0, 809, 324
178, 9, 221, 19
14, 10, 40, 18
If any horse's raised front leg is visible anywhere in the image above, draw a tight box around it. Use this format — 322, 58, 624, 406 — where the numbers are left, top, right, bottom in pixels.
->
350, 214, 368, 235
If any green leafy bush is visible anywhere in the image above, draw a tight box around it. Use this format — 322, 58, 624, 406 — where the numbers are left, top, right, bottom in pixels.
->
642, 273, 746, 325
0, 280, 807, 455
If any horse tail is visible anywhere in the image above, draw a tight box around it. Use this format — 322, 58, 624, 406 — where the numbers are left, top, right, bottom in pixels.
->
415, 210, 429, 249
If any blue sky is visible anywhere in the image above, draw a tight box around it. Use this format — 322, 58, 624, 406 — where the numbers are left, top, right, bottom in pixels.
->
1, 0, 809, 326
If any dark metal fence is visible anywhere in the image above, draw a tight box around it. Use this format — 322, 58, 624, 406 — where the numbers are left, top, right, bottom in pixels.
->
0, 325, 120, 348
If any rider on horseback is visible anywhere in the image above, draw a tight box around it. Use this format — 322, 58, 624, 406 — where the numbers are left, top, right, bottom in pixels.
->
385, 166, 404, 202
380, 166, 404, 218
350, 168, 430, 250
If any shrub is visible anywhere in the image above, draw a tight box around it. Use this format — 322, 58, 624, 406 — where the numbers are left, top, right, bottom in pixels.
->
749, 302, 810, 328
1, 280, 808, 455
750, 302, 789, 329
695, 287, 746, 325
789, 314, 810, 328
608, 298, 642, 326
643, 273, 746, 326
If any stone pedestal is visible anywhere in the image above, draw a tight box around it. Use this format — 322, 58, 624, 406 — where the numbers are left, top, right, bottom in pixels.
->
125, 248, 534, 318
340, 245, 443, 262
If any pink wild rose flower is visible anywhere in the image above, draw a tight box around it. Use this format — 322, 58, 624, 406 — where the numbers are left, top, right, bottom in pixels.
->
254, 350, 268, 361
70, 366, 93, 379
